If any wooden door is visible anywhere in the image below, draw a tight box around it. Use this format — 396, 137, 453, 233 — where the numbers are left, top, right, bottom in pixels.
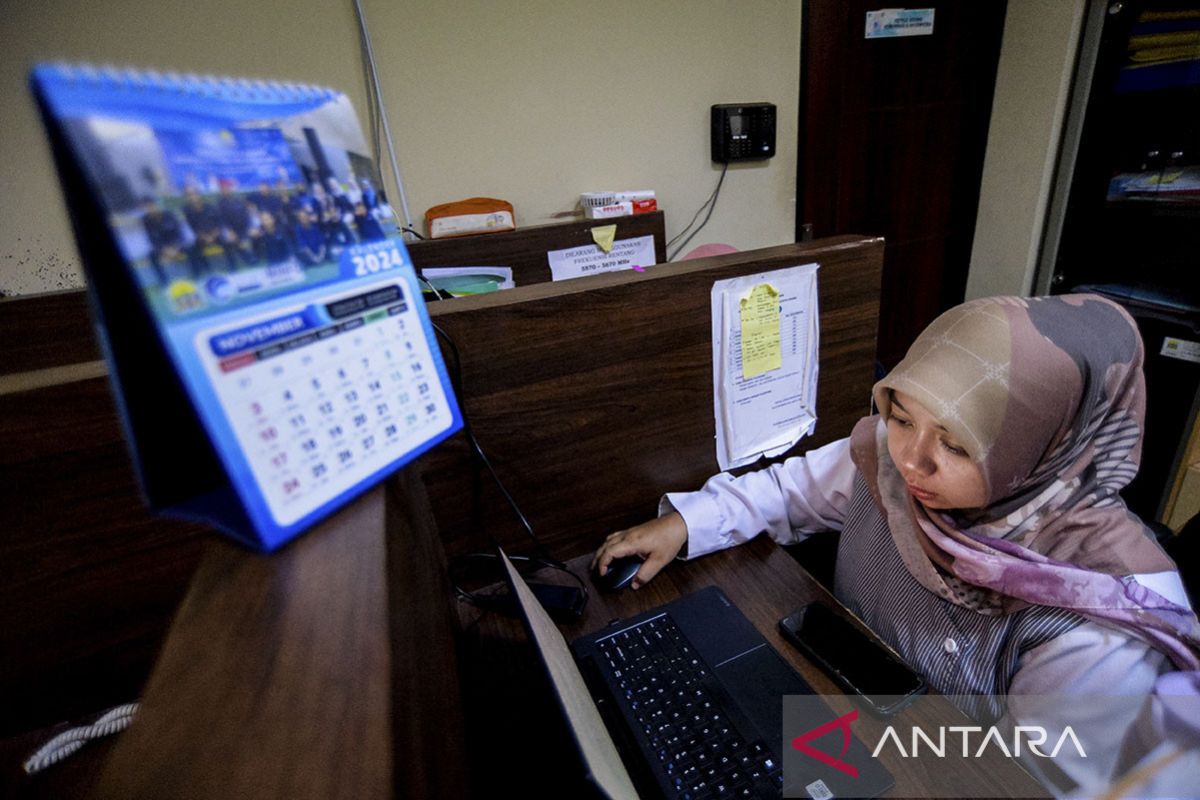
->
799, 1, 1008, 368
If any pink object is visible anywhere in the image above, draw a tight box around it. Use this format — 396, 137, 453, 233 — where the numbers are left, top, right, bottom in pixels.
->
631, 264, 645, 272
680, 243, 738, 260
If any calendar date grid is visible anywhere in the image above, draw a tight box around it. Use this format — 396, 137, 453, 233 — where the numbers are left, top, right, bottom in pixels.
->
205, 282, 448, 519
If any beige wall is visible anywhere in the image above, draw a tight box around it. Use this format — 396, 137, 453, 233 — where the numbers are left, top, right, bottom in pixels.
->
965, 0, 1087, 299
2, 1, 1086, 300
0, 0, 801, 296
1, 0, 367, 295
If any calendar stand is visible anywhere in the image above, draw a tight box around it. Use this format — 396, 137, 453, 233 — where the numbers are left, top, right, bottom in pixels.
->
31, 64, 462, 551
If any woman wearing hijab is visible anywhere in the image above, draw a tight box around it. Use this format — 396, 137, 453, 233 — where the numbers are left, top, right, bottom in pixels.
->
592, 294, 1199, 794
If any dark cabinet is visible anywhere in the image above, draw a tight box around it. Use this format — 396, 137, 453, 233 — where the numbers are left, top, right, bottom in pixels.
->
1042, 0, 1200, 523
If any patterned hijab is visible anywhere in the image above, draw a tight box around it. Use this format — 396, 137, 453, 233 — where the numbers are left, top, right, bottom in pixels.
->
849, 294, 1200, 669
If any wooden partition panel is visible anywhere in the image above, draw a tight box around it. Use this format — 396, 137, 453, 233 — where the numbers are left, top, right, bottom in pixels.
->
0, 290, 97, 374
421, 235, 883, 561
93, 487, 395, 799
92, 469, 467, 800
383, 471, 469, 799
408, 210, 666, 287
0, 292, 208, 738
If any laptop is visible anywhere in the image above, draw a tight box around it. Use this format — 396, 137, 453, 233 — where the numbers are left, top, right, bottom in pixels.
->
498, 550, 893, 799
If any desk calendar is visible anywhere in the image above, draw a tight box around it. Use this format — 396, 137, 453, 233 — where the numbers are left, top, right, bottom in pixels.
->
31, 63, 462, 550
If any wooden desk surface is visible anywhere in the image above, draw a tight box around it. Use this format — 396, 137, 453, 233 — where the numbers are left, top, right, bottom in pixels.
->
455, 536, 1047, 799
89, 473, 468, 800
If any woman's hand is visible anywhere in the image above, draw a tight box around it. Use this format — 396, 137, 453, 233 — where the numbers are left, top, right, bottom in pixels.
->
590, 512, 689, 590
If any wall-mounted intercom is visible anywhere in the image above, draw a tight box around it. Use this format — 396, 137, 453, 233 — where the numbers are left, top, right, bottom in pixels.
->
711, 103, 776, 163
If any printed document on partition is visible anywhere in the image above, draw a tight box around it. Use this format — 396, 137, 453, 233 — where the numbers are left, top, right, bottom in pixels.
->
547, 235, 657, 281
711, 264, 819, 470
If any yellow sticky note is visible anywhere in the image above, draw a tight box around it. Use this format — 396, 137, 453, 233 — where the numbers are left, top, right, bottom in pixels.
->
591, 224, 617, 253
739, 283, 782, 379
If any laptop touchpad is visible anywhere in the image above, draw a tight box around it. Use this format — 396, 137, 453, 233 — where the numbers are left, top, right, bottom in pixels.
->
716, 646, 813, 743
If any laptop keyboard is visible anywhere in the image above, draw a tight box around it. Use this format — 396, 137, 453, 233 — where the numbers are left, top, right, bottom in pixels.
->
594, 614, 784, 799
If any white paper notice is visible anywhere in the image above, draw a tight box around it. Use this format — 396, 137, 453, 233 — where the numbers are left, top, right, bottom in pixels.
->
547, 234, 656, 281
711, 264, 819, 470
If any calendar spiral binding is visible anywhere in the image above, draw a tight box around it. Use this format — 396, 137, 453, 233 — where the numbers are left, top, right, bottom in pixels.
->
31, 61, 343, 126
42, 61, 339, 103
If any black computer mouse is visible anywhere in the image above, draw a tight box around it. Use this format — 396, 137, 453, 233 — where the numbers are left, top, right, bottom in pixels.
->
596, 555, 644, 592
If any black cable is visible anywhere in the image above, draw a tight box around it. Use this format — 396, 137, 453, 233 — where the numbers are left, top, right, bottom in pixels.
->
430, 322, 588, 618
666, 162, 727, 249
668, 162, 729, 261
666, 190, 713, 249
401, 225, 426, 240
432, 321, 464, 396
449, 551, 588, 621
431, 322, 559, 566
416, 274, 446, 301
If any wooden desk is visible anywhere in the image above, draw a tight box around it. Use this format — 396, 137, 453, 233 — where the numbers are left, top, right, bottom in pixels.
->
88, 471, 466, 800
72, 476, 1047, 799
455, 537, 1048, 799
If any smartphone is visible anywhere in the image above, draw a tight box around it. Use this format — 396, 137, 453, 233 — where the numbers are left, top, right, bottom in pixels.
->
779, 602, 927, 715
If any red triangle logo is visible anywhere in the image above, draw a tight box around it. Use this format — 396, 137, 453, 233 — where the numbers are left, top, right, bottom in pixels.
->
790, 709, 859, 778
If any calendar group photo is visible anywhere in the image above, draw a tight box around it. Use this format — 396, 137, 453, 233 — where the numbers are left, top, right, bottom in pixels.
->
54, 73, 400, 319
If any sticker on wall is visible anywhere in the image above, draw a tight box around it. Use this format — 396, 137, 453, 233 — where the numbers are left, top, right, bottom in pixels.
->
865, 8, 935, 39
1162, 336, 1200, 364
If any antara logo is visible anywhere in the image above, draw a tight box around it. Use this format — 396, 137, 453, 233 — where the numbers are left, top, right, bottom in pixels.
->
871, 725, 1087, 759
790, 710, 1088, 780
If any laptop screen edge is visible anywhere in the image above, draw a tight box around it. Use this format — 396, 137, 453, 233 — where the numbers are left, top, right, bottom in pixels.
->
497, 548, 641, 800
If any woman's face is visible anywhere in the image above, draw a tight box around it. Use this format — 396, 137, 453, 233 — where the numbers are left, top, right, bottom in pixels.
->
885, 390, 988, 511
